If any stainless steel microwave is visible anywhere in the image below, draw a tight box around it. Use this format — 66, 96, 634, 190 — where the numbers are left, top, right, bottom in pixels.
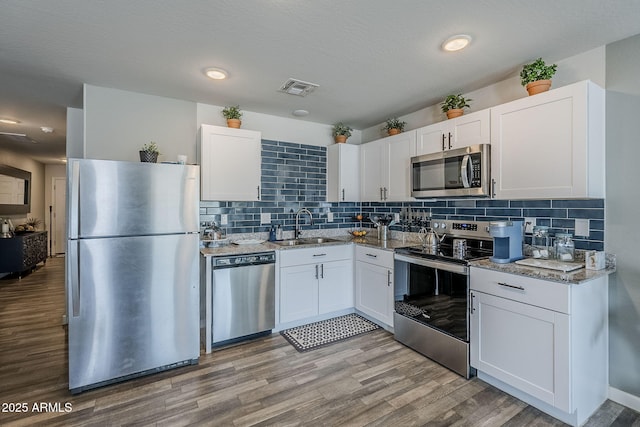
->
410, 144, 491, 198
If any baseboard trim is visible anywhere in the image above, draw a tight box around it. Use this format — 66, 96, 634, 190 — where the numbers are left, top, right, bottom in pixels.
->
609, 387, 640, 413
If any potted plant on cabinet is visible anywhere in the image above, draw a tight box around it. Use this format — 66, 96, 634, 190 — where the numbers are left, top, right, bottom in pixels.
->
441, 94, 472, 119
222, 105, 243, 128
139, 142, 160, 163
520, 58, 558, 96
383, 118, 407, 136
332, 122, 353, 143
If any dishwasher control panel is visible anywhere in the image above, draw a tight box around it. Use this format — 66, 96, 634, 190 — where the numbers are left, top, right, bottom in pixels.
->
213, 251, 276, 267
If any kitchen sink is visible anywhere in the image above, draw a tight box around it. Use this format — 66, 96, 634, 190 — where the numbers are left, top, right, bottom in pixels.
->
273, 237, 341, 246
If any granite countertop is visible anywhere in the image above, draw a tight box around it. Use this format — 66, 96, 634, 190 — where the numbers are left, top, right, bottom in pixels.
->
470, 257, 616, 285
200, 235, 415, 257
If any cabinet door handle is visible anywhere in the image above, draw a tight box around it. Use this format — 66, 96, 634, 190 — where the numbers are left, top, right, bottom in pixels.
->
387, 270, 392, 286
497, 282, 525, 291
491, 179, 496, 198
313, 253, 327, 257
341, 188, 345, 201
383, 187, 388, 200
320, 263, 324, 279
315, 264, 319, 279
470, 292, 475, 314
365, 253, 378, 258
448, 132, 452, 150
257, 185, 260, 200
380, 187, 383, 200
442, 134, 446, 151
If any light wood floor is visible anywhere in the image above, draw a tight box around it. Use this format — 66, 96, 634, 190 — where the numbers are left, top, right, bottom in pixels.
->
1, 258, 638, 426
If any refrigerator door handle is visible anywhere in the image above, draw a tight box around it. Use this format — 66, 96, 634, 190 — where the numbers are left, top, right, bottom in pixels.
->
69, 161, 80, 239
69, 241, 80, 317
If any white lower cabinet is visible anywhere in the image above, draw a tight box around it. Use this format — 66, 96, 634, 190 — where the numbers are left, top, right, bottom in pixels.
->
354, 246, 394, 327
470, 267, 609, 426
279, 245, 353, 325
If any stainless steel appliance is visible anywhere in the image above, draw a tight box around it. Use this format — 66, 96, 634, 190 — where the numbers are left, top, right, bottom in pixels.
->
210, 252, 275, 346
411, 144, 490, 198
66, 159, 200, 393
394, 220, 492, 378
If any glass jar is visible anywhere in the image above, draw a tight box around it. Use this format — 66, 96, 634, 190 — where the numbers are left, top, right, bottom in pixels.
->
531, 226, 550, 259
555, 233, 575, 261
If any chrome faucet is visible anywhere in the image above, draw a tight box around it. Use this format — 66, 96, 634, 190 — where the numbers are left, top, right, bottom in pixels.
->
295, 208, 314, 239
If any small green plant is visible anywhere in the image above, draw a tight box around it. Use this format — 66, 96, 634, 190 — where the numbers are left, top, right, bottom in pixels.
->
332, 122, 353, 138
141, 142, 160, 154
440, 94, 472, 113
222, 105, 242, 120
520, 58, 558, 86
383, 117, 407, 132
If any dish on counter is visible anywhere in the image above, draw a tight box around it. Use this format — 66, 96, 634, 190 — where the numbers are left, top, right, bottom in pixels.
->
202, 238, 230, 248
232, 239, 266, 245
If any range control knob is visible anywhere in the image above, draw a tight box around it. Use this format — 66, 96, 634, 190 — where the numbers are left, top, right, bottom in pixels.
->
433, 223, 439, 229
440, 223, 447, 229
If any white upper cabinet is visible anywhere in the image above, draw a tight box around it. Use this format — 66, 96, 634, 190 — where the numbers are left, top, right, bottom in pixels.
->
490, 80, 605, 199
200, 124, 262, 201
416, 109, 490, 156
361, 131, 416, 202
327, 143, 360, 202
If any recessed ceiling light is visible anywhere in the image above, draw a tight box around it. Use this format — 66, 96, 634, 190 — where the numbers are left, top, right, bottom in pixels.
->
442, 34, 472, 52
0, 118, 20, 124
292, 109, 309, 117
204, 68, 228, 80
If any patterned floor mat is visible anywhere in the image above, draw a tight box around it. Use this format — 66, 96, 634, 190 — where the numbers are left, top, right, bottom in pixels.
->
280, 313, 380, 352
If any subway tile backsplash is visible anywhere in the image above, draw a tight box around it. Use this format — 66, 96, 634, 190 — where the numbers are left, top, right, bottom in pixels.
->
200, 140, 605, 251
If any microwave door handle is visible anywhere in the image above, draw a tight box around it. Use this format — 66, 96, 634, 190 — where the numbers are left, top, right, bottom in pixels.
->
461, 155, 471, 188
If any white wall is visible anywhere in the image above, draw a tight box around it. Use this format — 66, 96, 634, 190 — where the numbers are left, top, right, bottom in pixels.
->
196, 104, 361, 147
84, 84, 197, 163
605, 34, 640, 402
360, 46, 606, 143
66, 107, 84, 159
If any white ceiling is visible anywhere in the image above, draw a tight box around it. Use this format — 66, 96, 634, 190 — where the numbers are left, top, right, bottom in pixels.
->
2, 0, 640, 163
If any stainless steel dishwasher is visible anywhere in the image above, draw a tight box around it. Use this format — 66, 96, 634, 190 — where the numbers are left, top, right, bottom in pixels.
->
211, 251, 276, 346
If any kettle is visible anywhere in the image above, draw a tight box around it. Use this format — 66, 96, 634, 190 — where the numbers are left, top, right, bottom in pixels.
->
419, 227, 446, 249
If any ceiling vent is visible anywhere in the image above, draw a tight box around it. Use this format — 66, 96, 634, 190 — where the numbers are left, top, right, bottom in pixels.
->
278, 78, 319, 97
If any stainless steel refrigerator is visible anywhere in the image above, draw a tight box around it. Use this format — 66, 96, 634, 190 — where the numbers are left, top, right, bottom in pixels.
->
66, 159, 200, 393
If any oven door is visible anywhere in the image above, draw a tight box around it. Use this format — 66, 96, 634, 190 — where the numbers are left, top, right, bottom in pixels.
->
394, 254, 469, 341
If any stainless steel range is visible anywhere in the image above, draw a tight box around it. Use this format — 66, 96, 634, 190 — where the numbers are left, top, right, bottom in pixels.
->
394, 220, 493, 378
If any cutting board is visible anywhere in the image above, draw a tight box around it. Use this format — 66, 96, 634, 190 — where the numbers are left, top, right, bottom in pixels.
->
514, 258, 583, 272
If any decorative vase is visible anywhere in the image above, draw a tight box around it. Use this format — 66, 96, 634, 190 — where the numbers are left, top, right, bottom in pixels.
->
446, 109, 464, 119
139, 151, 158, 163
334, 135, 347, 144
525, 79, 552, 96
227, 119, 241, 128
387, 128, 400, 136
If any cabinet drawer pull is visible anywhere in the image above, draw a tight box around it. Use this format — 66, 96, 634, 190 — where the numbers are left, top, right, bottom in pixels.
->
365, 253, 378, 258
497, 282, 525, 291
313, 253, 327, 257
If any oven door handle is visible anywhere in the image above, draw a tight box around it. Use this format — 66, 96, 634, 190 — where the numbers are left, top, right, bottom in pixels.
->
394, 253, 469, 275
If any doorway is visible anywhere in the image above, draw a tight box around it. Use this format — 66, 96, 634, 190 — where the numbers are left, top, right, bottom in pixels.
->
52, 176, 66, 255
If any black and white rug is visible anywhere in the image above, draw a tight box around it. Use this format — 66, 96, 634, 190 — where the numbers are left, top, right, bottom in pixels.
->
280, 313, 380, 352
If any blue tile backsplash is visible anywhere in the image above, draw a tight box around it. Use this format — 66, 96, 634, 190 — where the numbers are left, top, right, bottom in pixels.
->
200, 140, 605, 250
